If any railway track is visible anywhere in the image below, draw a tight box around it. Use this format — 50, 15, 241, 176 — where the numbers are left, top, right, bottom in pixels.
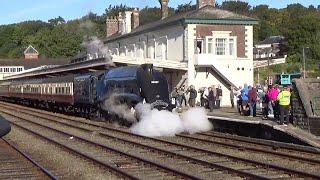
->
1, 101, 320, 179
0, 138, 56, 179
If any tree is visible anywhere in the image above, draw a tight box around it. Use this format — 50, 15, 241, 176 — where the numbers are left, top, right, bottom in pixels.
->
104, 4, 133, 17
175, 1, 196, 14
48, 16, 65, 26
221, 1, 251, 15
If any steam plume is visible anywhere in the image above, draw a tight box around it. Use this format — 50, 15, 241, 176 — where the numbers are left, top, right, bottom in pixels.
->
130, 104, 213, 137
102, 94, 137, 123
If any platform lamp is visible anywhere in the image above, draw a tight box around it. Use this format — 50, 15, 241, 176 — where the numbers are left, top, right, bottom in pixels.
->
302, 47, 310, 79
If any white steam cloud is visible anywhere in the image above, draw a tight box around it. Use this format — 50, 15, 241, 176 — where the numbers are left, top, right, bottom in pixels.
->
81, 36, 111, 58
130, 104, 213, 137
79, 20, 113, 64
102, 94, 137, 123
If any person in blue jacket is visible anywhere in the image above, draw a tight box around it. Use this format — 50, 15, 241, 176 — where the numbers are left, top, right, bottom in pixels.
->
240, 83, 249, 115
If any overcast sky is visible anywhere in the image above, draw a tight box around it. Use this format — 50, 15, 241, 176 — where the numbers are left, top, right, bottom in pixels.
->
0, 0, 319, 25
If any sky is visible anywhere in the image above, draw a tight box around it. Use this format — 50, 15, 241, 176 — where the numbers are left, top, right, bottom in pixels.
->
0, 0, 319, 25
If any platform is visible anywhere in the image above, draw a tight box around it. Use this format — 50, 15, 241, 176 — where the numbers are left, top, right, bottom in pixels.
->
206, 107, 320, 149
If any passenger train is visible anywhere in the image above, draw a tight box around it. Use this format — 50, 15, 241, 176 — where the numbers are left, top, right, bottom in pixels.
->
0, 64, 173, 121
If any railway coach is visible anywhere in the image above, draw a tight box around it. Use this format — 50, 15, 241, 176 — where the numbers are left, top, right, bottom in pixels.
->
0, 64, 173, 121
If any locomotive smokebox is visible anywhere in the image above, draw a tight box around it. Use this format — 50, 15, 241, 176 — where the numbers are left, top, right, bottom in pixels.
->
141, 64, 154, 75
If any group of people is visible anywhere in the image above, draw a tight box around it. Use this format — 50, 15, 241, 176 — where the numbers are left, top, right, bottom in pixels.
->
171, 82, 292, 125
234, 83, 292, 125
171, 85, 198, 108
199, 85, 223, 111
171, 84, 223, 110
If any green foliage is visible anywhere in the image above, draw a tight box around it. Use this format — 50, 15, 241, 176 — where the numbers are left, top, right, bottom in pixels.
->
175, 1, 196, 14
221, 1, 251, 15
1, 1, 320, 65
105, 4, 133, 17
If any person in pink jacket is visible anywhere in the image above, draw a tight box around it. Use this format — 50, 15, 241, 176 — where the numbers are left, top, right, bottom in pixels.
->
267, 85, 279, 118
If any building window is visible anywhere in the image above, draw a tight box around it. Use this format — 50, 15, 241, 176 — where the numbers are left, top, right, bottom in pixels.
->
147, 40, 155, 59
229, 38, 235, 56
155, 37, 167, 60
207, 38, 213, 54
215, 38, 226, 55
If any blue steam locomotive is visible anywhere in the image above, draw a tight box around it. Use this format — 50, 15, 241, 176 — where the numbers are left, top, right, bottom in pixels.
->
0, 64, 173, 121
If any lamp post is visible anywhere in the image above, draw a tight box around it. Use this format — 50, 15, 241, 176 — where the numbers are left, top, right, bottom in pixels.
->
302, 47, 309, 79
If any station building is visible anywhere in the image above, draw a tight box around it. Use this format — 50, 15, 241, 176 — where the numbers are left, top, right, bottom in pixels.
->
104, 0, 258, 106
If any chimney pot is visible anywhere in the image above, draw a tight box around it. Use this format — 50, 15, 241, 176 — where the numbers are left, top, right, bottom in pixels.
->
132, 8, 140, 29
160, 0, 169, 19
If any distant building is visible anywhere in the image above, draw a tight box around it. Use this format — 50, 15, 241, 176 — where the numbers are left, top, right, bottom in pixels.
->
24, 45, 39, 60
254, 36, 285, 60
104, 0, 258, 107
0, 66, 24, 80
0, 58, 68, 80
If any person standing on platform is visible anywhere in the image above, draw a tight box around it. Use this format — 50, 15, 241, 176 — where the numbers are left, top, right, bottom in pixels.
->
236, 86, 242, 114
171, 87, 178, 106
187, 85, 197, 107
230, 86, 235, 108
212, 85, 217, 108
248, 85, 257, 117
180, 85, 187, 107
267, 85, 279, 118
277, 86, 291, 125
241, 84, 249, 115
216, 85, 222, 109
207, 87, 215, 112
203, 87, 209, 108
176, 88, 183, 107
261, 87, 269, 119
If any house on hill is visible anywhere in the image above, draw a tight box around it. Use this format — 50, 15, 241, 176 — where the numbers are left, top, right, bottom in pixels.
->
24, 45, 39, 60
104, 0, 258, 106
254, 36, 285, 59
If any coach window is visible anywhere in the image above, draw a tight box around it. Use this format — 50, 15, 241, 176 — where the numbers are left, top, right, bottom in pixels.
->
0, 68, 2, 72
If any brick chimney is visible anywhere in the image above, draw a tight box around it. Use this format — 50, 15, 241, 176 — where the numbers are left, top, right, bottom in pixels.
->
160, 0, 169, 19
106, 16, 119, 37
197, 0, 215, 9
124, 11, 133, 33
132, 8, 139, 29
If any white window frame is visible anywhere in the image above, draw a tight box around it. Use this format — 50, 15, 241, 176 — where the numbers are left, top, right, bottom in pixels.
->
205, 31, 237, 57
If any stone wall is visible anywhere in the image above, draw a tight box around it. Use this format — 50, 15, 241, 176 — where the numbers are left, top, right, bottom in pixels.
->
292, 79, 320, 136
